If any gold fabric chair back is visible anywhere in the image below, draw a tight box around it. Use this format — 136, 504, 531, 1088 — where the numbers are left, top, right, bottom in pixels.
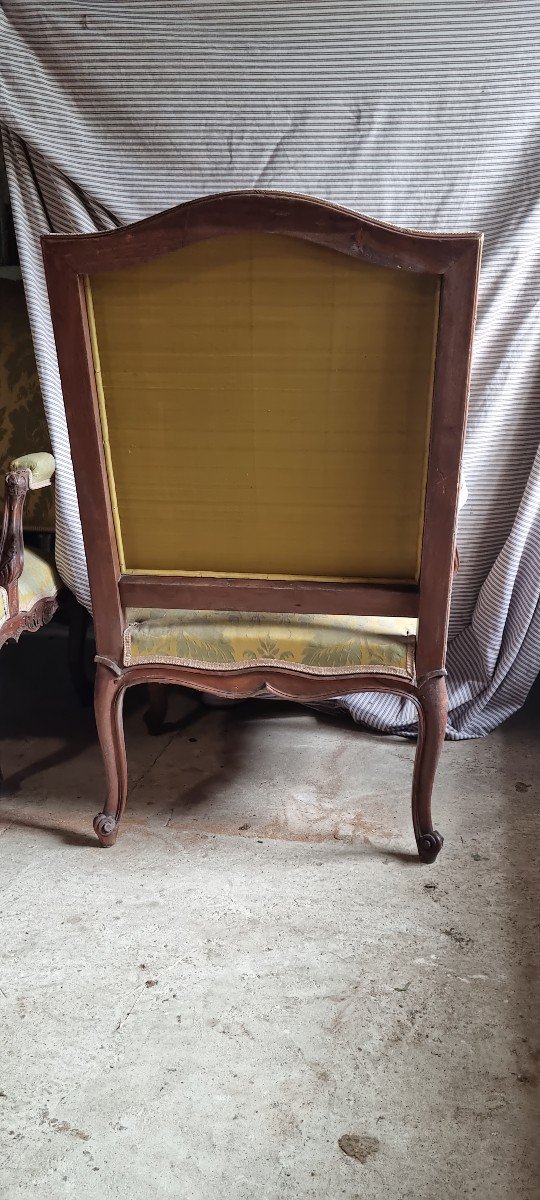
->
42, 192, 482, 859
86, 232, 439, 585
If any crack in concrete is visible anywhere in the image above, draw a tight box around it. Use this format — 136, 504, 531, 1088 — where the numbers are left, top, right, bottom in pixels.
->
115, 984, 148, 1033
130, 732, 179, 795
130, 702, 207, 798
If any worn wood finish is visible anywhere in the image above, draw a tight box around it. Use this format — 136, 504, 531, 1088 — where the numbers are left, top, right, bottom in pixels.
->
0, 469, 92, 698
0, 466, 60, 645
90, 660, 446, 856
0, 593, 60, 652
42, 190, 483, 859
411, 674, 448, 863
39, 266, 124, 663
120, 576, 419, 618
92, 663, 128, 846
0, 468, 31, 614
0, 467, 58, 778
415, 245, 480, 676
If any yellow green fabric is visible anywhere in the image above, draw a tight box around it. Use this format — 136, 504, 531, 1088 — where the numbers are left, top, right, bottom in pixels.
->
87, 232, 439, 584
124, 609, 417, 677
11, 451, 55, 489
0, 546, 60, 624
0, 279, 55, 532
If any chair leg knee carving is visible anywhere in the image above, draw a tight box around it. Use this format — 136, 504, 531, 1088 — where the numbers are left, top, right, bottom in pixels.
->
93, 663, 128, 847
411, 675, 447, 863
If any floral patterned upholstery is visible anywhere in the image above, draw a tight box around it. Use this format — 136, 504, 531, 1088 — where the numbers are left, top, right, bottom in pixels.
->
0, 546, 60, 625
0, 279, 54, 532
124, 609, 417, 678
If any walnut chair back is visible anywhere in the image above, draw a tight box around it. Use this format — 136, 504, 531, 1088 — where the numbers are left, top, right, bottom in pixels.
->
42, 192, 482, 858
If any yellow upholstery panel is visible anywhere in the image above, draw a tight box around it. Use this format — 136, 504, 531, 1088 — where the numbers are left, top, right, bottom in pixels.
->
0, 546, 60, 625
124, 609, 417, 678
87, 233, 439, 583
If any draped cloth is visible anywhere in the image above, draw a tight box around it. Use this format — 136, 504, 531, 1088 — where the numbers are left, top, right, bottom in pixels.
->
1, 1, 538, 737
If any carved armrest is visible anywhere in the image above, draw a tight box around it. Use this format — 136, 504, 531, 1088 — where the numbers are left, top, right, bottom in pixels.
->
10, 451, 56, 489
0, 451, 56, 614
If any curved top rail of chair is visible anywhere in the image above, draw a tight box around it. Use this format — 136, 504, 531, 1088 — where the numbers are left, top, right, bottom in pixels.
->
41, 189, 483, 279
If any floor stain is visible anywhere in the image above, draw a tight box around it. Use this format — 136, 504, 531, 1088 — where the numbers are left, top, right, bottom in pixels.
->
48, 1118, 90, 1141
442, 926, 473, 949
338, 1134, 380, 1163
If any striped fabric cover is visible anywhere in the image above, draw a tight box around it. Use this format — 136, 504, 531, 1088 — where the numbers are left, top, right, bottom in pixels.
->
0, 2, 538, 737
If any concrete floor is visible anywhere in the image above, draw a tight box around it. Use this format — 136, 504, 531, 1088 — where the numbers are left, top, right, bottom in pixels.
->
0, 627, 538, 1200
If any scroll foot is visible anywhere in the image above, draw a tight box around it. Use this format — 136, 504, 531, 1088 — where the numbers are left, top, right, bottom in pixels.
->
416, 829, 444, 864
93, 812, 119, 847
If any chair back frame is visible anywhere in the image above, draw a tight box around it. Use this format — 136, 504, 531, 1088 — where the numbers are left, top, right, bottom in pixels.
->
42, 191, 482, 681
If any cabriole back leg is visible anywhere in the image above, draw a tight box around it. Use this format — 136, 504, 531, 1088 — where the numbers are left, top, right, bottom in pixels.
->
145, 683, 169, 735
66, 591, 93, 706
411, 674, 447, 863
93, 663, 127, 846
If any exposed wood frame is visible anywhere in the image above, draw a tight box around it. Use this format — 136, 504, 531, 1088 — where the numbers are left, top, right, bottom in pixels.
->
119, 576, 420, 618
0, 465, 60, 647
0, 468, 31, 615
42, 190, 482, 859
0, 471, 90, 704
0, 594, 60, 651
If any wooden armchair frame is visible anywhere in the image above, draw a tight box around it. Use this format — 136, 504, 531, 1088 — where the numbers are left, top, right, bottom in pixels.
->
42, 191, 482, 859
0, 452, 92, 722
0, 453, 59, 646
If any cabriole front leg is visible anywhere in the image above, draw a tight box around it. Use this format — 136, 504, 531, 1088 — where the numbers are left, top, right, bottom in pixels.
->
93, 663, 127, 846
411, 674, 447, 863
